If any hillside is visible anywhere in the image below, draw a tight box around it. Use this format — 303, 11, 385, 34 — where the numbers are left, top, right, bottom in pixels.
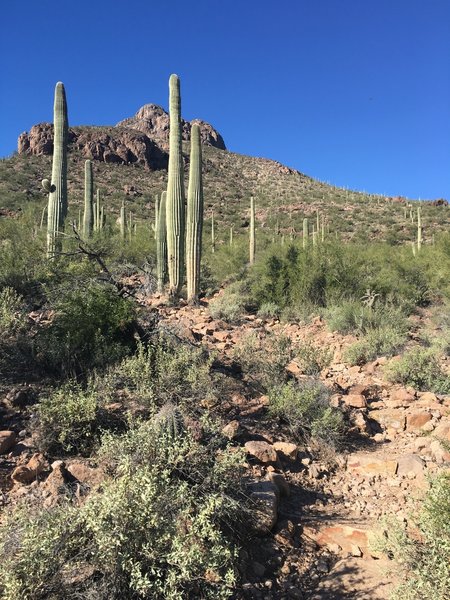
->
1, 103, 449, 245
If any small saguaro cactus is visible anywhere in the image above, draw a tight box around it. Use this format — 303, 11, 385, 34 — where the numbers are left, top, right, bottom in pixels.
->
303, 218, 308, 249
96, 190, 101, 231
120, 201, 126, 239
166, 74, 185, 299
152, 194, 160, 240
230, 225, 234, 246
83, 159, 94, 238
211, 211, 215, 253
157, 191, 168, 293
249, 196, 255, 264
186, 124, 204, 304
46, 82, 69, 257
417, 206, 422, 252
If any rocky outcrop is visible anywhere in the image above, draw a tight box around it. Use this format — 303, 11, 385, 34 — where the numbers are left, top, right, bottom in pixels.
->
116, 103, 226, 150
18, 123, 168, 170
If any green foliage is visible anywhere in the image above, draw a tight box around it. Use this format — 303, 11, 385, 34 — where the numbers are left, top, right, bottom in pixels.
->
268, 380, 344, 445
209, 280, 252, 322
0, 423, 247, 600
344, 325, 407, 365
295, 341, 333, 375
385, 347, 450, 393
0, 286, 26, 335
375, 474, 450, 600
257, 301, 280, 319
36, 382, 113, 455
233, 331, 293, 389
37, 282, 136, 376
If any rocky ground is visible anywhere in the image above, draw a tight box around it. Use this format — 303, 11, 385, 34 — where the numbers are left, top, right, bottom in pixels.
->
1, 291, 449, 599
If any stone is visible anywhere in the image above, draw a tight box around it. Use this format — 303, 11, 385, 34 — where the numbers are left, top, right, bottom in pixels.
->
419, 392, 438, 404
267, 472, 290, 497
344, 394, 367, 408
11, 453, 46, 484
247, 480, 279, 533
221, 420, 242, 440
347, 453, 398, 476
306, 524, 370, 556
66, 461, 104, 489
4, 387, 35, 409
286, 360, 302, 376
397, 454, 425, 478
407, 412, 432, 430
244, 441, 278, 464
273, 441, 298, 460
434, 422, 450, 442
0, 430, 16, 454
370, 409, 406, 432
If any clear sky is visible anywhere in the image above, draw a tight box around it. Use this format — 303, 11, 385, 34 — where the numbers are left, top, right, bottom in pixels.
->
1, 0, 449, 199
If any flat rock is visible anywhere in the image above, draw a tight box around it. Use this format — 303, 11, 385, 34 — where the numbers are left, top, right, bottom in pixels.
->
344, 393, 367, 408
273, 441, 298, 460
244, 440, 277, 464
347, 453, 398, 476
247, 480, 279, 533
407, 411, 432, 430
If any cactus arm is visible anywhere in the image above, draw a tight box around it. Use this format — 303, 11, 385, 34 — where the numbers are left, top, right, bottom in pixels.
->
249, 196, 255, 264
186, 124, 203, 304
157, 191, 168, 293
83, 159, 94, 238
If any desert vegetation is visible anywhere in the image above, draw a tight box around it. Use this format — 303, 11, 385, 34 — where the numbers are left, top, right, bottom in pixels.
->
0, 73, 449, 600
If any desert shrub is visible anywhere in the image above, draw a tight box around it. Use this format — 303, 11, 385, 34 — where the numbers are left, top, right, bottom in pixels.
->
326, 301, 407, 336
295, 341, 333, 375
385, 347, 450, 393
0, 286, 26, 334
233, 331, 293, 389
209, 280, 252, 323
375, 473, 450, 600
257, 301, 280, 319
0, 423, 247, 600
344, 326, 408, 365
99, 336, 216, 409
36, 382, 116, 455
37, 282, 136, 376
268, 380, 344, 445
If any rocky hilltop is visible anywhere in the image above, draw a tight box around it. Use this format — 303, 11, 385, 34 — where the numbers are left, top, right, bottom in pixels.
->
17, 104, 225, 170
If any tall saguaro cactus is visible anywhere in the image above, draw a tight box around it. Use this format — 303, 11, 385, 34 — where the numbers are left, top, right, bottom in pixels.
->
46, 82, 68, 257
186, 124, 203, 304
249, 196, 255, 265
166, 74, 185, 298
83, 160, 94, 237
417, 206, 422, 252
157, 191, 168, 293
303, 218, 308, 249
211, 211, 215, 253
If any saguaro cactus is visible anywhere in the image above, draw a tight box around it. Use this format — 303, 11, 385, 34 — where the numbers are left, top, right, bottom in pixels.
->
186, 124, 203, 303
303, 218, 308, 249
211, 211, 215, 253
83, 160, 94, 238
46, 82, 68, 257
120, 201, 126, 239
417, 206, 422, 252
157, 191, 168, 293
249, 196, 255, 264
166, 74, 185, 298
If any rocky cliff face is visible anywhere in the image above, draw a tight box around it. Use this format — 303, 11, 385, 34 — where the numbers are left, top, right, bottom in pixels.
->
116, 104, 226, 150
17, 104, 226, 170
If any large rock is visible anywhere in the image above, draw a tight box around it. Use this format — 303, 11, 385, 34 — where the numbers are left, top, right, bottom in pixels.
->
11, 453, 47, 484
18, 123, 168, 170
347, 453, 398, 476
247, 479, 279, 533
116, 104, 226, 149
244, 440, 278, 464
0, 431, 16, 454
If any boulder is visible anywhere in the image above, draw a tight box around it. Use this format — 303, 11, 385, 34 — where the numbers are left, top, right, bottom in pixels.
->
0, 430, 16, 454
244, 440, 278, 464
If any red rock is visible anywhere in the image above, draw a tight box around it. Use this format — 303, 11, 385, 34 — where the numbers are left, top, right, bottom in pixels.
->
286, 361, 302, 376
0, 431, 17, 454
406, 412, 432, 430
273, 441, 298, 460
347, 453, 398, 476
244, 441, 278, 464
419, 391, 438, 404
434, 422, 450, 442
304, 524, 370, 557
344, 394, 367, 408
11, 453, 46, 484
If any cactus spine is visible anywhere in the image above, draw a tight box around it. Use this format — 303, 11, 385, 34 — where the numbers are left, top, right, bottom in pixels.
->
157, 191, 168, 293
166, 74, 185, 298
186, 124, 203, 304
249, 196, 255, 264
303, 218, 308, 249
47, 82, 68, 257
83, 160, 94, 237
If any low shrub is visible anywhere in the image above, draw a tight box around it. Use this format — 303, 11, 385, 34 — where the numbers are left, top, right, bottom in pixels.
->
375, 473, 450, 600
37, 282, 136, 376
385, 347, 450, 393
344, 326, 408, 365
295, 341, 333, 375
0, 286, 26, 335
257, 301, 280, 319
209, 280, 252, 323
268, 380, 344, 445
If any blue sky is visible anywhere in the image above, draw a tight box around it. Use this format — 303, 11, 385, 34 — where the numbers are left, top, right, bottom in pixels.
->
1, 0, 449, 199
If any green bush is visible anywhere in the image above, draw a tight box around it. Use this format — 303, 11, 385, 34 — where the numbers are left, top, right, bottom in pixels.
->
344, 326, 408, 365
295, 341, 333, 375
36, 382, 114, 455
385, 347, 450, 393
0, 423, 247, 600
268, 380, 344, 445
209, 280, 252, 323
375, 474, 450, 600
37, 282, 136, 376
0, 286, 26, 335
326, 301, 407, 336
257, 301, 280, 319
